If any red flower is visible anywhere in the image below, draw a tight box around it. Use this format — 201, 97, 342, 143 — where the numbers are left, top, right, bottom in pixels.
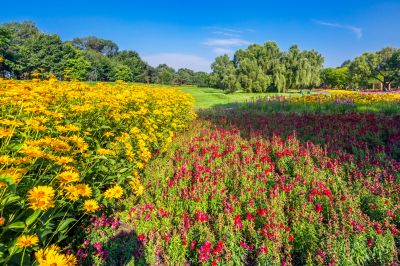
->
315, 203, 323, 213
259, 245, 268, 254
212, 241, 224, 255
246, 212, 255, 221
257, 208, 267, 217
190, 240, 197, 251
288, 235, 294, 242
198, 241, 212, 262
195, 210, 208, 222
234, 215, 243, 229
138, 234, 145, 241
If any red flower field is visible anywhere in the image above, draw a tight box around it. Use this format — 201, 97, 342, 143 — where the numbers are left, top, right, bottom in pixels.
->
79, 111, 400, 265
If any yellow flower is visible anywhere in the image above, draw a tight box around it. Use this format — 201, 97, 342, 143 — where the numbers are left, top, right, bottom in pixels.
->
130, 178, 144, 196
65, 254, 78, 266
28, 186, 55, 211
20, 145, 45, 159
136, 162, 144, 169
104, 131, 114, 137
97, 148, 115, 155
64, 185, 79, 201
57, 171, 80, 184
0, 119, 23, 127
64, 184, 92, 201
75, 184, 92, 197
104, 184, 124, 199
16, 235, 39, 248
0, 128, 13, 138
0, 155, 12, 165
55, 156, 75, 165
83, 199, 99, 213
35, 245, 72, 266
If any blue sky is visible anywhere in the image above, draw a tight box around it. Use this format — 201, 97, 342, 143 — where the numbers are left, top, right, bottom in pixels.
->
2, 0, 400, 71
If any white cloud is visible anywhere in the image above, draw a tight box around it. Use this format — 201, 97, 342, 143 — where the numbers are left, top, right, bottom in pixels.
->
203, 38, 251, 46
212, 31, 241, 37
142, 53, 212, 72
313, 19, 363, 39
212, 47, 233, 55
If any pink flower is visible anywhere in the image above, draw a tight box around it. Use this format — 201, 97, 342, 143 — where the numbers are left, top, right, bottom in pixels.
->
198, 241, 212, 262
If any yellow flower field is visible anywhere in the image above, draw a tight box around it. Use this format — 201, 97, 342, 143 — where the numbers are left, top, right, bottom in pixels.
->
0, 79, 195, 265
293, 89, 400, 104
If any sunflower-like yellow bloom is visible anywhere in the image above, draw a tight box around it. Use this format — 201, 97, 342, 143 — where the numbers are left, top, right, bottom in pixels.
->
28, 186, 55, 211
104, 184, 124, 199
16, 234, 39, 248
83, 199, 99, 213
35, 244, 77, 266
64, 183, 92, 201
57, 171, 80, 184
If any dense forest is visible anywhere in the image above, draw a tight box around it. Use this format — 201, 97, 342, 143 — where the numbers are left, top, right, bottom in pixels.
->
1, 21, 399, 91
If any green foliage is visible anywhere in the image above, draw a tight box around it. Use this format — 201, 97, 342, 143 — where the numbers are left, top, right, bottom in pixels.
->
349, 47, 400, 90
211, 42, 324, 92
321, 67, 350, 88
211, 54, 240, 92
64, 55, 91, 80
155, 64, 176, 84
193, 71, 210, 87
72, 36, 119, 57
112, 64, 134, 82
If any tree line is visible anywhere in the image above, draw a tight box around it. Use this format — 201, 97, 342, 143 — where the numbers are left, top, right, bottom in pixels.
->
1, 21, 399, 91
0, 21, 210, 86
321, 47, 400, 91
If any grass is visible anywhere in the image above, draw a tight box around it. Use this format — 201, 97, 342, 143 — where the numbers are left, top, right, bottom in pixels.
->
179, 86, 304, 109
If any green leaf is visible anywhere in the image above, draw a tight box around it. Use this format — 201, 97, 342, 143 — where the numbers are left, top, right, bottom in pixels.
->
1, 194, 21, 206
7, 221, 25, 229
0, 174, 16, 186
118, 168, 129, 173
25, 210, 41, 226
56, 218, 76, 233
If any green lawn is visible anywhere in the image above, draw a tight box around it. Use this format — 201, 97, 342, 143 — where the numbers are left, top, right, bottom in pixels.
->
179, 86, 303, 109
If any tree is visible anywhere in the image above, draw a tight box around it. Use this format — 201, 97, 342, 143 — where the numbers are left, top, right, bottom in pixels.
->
348, 47, 400, 90
176, 68, 195, 85
0, 28, 12, 77
321, 67, 349, 89
194, 72, 210, 87
15, 33, 77, 79
72, 36, 119, 57
112, 64, 133, 82
284, 45, 323, 91
155, 64, 176, 85
210, 54, 240, 92
113, 50, 148, 82
83, 50, 114, 81
236, 58, 270, 92
64, 56, 91, 80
